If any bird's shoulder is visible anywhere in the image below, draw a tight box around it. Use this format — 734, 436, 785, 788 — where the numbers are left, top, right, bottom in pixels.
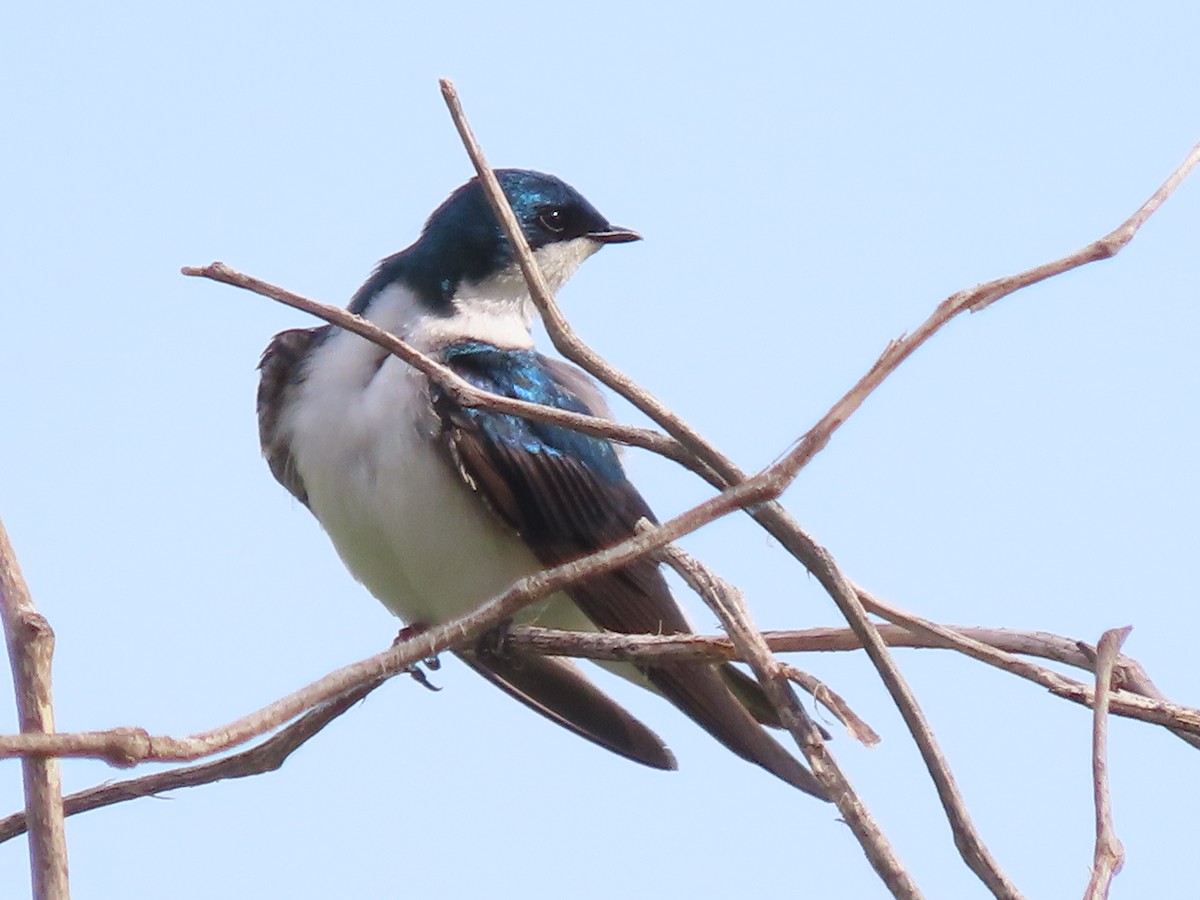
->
430, 341, 651, 539
435, 342, 620, 477
432, 341, 692, 638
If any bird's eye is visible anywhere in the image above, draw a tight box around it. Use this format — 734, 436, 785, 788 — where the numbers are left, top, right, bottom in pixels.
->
538, 208, 565, 233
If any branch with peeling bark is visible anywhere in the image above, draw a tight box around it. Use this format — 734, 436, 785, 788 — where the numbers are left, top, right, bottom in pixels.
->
1084, 627, 1130, 899
9, 619, 1198, 766
3, 616, 1197, 853
639, 521, 916, 892
502, 623, 1200, 745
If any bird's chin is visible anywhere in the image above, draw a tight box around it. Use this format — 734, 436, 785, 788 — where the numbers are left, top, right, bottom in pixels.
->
531, 237, 605, 291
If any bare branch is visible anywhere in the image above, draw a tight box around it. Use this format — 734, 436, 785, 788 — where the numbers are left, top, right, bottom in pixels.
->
503, 623, 1200, 742
779, 661, 881, 747
966, 142, 1200, 314
181, 263, 692, 467
0, 516, 70, 899
651, 534, 920, 897
6, 617, 1199, 846
851, 589, 1200, 742
1084, 627, 1130, 899
0, 679, 387, 844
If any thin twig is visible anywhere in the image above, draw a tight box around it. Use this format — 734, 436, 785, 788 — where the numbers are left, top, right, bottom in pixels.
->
10, 616, 1199, 771
6, 617, 1199, 842
501, 623, 1200, 744
965, 146, 1200, 314
0, 516, 70, 899
1083, 627, 1130, 899
180, 263, 690, 466
651, 535, 921, 897
0, 679, 387, 844
777, 662, 880, 747
850, 588, 1200, 743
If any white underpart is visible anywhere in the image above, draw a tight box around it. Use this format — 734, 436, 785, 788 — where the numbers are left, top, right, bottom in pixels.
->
280, 238, 604, 633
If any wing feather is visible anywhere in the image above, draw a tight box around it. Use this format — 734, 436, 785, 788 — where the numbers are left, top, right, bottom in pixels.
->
257, 327, 329, 505
456, 648, 676, 770
432, 343, 827, 798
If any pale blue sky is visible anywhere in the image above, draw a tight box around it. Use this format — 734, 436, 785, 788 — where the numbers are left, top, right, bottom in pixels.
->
2, 3, 1197, 898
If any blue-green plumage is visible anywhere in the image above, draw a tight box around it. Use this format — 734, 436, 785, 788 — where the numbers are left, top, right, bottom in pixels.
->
438, 341, 624, 484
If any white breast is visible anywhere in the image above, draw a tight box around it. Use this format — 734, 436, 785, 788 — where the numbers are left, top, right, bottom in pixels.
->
280, 281, 592, 631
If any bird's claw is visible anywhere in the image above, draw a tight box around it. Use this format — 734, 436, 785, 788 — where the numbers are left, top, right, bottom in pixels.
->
404, 662, 442, 692
393, 623, 442, 690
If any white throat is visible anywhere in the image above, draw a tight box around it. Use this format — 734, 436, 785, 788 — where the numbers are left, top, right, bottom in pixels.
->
457, 236, 601, 302
408, 235, 602, 350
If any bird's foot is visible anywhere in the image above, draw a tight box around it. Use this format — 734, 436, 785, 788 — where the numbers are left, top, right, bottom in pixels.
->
404, 663, 442, 692
393, 623, 443, 692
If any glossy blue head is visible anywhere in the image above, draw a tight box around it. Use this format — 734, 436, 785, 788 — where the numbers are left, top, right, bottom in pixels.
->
354, 169, 640, 314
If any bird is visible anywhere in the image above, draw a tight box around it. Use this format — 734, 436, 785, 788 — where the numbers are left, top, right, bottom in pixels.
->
256, 168, 827, 798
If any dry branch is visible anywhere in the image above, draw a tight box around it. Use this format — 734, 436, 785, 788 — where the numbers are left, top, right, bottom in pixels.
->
1084, 627, 1130, 898
5, 619, 1198, 851
500, 623, 1200, 742
0, 517, 70, 899
648, 531, 918, 895
0, 678, 388, 844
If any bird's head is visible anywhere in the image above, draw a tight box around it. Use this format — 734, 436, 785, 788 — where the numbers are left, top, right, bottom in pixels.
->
399, 169, 640, 312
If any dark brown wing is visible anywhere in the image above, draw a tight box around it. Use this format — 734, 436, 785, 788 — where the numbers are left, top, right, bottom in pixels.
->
434, 344, 827, 798
455, 648, 676, 770
257, 327, 326, 505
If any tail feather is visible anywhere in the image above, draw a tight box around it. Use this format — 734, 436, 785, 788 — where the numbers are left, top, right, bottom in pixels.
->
647, 662, 829, 799
456, 648, 677, 771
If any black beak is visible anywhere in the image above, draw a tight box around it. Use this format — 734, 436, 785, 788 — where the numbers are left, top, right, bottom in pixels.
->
587, 226, 642, 245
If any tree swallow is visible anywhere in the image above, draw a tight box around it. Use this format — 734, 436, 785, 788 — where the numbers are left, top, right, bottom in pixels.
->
257, 169, 826, 798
